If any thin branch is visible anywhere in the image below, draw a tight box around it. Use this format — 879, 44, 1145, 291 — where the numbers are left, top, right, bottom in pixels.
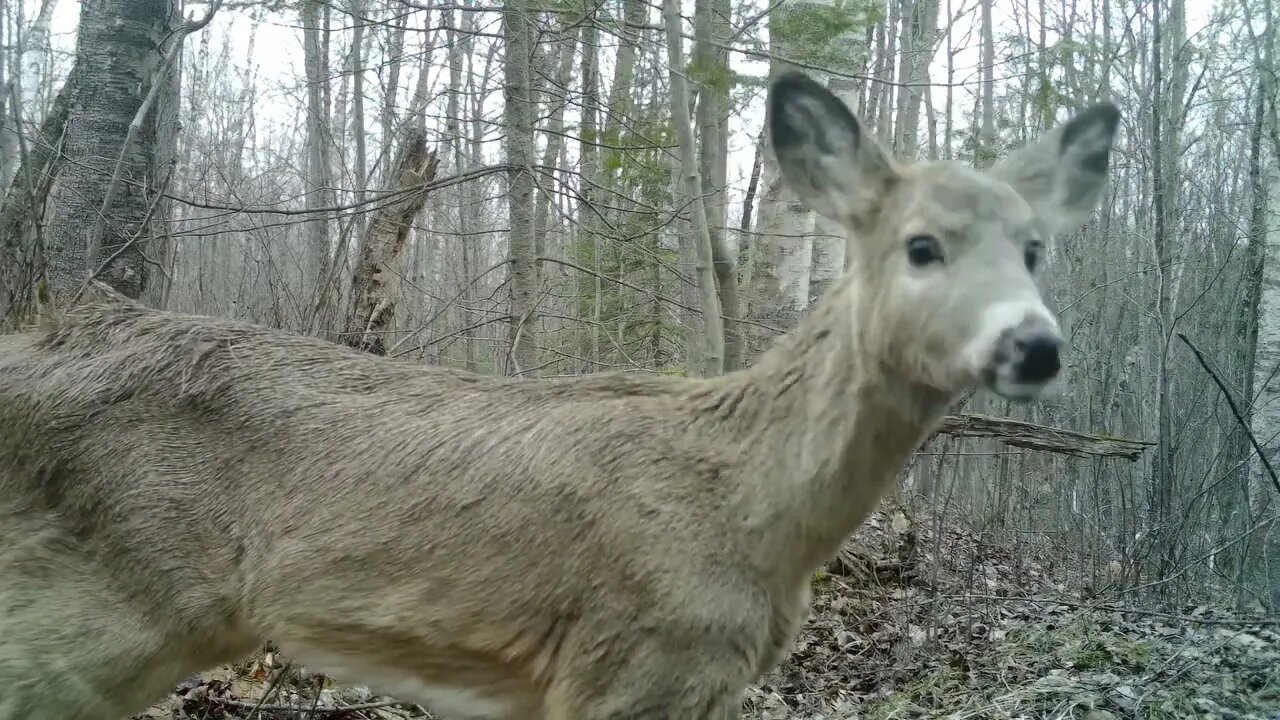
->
71, 160, 178, 306
1177, 332, 1280, 495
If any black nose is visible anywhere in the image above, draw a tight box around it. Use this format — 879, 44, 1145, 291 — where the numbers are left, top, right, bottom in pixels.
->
1015, 335, 1060, 383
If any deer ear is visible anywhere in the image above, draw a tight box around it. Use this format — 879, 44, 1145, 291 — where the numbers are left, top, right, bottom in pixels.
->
767, 71, 898, 227
991, 102, 1121, 237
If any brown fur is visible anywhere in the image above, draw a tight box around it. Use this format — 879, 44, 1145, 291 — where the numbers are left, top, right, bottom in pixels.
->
0, 73, 1117, 719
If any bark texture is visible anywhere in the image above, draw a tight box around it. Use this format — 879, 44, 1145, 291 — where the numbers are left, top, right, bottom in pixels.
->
0, 65, 76, 320
41, 0, 177, 303
345, 131, 439, 356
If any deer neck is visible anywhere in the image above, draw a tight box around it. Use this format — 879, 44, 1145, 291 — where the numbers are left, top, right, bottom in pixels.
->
705, 271, 957, 583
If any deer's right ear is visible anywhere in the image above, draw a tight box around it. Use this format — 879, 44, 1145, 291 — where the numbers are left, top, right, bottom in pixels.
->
990, 102, 1121, 237
768, 72, 898, 227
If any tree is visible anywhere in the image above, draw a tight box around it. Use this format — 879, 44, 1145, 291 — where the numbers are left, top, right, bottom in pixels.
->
38, 0, 209, 305
666, 0, 724, 376
503, 0, 540, 376
301, 0, 335, 329
751, 0, 875, 356
1244, 0, 1280, 608
344, 131, 439, 355
695, 0, 742, 370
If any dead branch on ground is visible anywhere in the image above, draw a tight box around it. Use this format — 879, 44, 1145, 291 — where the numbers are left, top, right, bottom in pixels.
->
934, 413, 1154, 461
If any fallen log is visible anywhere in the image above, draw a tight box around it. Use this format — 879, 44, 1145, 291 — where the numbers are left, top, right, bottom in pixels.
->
934, 413, 1154, 461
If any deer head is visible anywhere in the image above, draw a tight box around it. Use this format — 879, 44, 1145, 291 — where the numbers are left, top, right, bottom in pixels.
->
768, 71, 1119, 401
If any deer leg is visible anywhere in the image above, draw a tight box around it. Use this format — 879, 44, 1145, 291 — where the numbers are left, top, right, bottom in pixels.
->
543, 646, 749, 720
0, 522, 256, 720
546, 682, 745, 720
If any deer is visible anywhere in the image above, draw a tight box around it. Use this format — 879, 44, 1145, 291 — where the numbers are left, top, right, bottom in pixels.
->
0, 71, 1119, 720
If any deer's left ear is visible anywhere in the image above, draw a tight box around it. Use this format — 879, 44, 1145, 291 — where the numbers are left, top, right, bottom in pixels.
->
991, 103, 1121, 237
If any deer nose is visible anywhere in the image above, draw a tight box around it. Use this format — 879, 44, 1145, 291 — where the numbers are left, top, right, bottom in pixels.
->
1014, 335, 1060, 384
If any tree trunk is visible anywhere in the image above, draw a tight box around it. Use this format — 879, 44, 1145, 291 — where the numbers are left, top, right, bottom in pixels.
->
753, 0, 875, 358
696, 0, 741, 370
664, 0, 724, 377
581, 0, 642, 367
750, 0, 827, 351
1250, 0, 1280, 609
444, 8, 478, 371
531, 21, 579, 292
978, 0, 996, 167
380, 12, 406, 184
892, 0, 916, 153
1148, 0, 1177, 589
345, 131, 439, 355
302, 0, 335, 326
503, 0, 540, 376
896, 0, 938, 157
0, 64, 75, 320
1220, 72, 1268, 605
577, 3, 602, 370
40, 0, 180, 304
348, 0, 369, 241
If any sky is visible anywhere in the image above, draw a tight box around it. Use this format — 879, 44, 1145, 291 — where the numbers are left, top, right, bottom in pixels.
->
34, 0, 1222, 217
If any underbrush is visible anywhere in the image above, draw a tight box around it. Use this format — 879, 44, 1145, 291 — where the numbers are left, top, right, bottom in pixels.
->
744, 506, 1280, 720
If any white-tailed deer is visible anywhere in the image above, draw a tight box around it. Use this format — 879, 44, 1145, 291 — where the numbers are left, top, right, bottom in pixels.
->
0, 72, 1118, 719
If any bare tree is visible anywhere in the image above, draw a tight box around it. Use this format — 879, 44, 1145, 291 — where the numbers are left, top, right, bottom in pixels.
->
38, 0, 197, 304
345, 131, 439, 355
302, 0, 335, 327
664, 0, 724, 377
503, 0, 540, 375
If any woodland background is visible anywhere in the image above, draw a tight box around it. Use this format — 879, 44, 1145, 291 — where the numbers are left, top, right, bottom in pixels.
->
0, 0, 1279, 716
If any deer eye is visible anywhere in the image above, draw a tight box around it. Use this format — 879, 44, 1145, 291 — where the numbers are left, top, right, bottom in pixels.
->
906, 235, 944, 267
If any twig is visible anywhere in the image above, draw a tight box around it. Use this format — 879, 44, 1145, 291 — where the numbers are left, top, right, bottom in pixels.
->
247, 661, 293, 719
1177, 332, 1280, 495
305, 674, 324, 719
221, 697, 403, 716
70, 159, 177, 306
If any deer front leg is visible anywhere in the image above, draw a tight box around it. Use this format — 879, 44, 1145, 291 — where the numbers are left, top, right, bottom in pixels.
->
546, 680, 745, 720
0, 516, 258, 720
543, 639, 753, 720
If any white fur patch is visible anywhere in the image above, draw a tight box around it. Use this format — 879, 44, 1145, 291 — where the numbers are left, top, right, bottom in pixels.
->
284, 644, 515, 720
960, 299, 1058, 376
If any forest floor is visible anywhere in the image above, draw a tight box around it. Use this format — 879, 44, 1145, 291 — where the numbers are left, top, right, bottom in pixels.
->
132, 505, 1280, 720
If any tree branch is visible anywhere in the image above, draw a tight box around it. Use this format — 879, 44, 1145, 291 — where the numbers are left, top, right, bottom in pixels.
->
1177, 332, 1280, 495
933, 413, 1154, 461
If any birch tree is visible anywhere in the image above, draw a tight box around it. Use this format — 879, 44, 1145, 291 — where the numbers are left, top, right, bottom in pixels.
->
751, 0, 875, 355
665, 0, 724, 376
503, 0, 540, 375
39, 0, 193, 304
